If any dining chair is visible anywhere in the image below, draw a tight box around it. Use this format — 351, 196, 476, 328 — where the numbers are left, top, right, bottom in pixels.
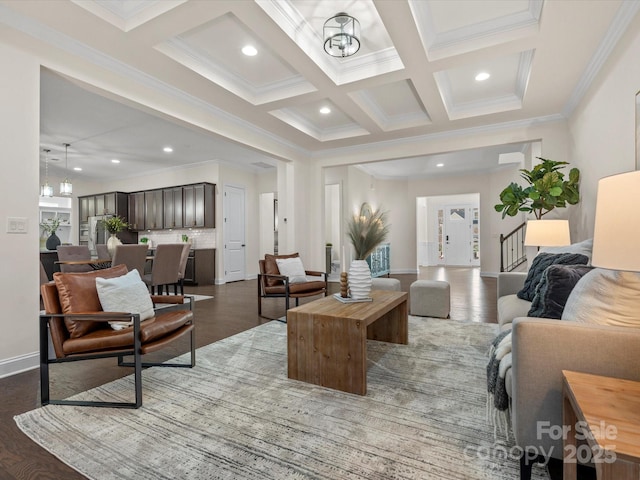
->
57, 245, 92, 273
142, 243, 184, 294
176, 243, 191, 295
96, 244, 111, 259
111, 244, 148, 277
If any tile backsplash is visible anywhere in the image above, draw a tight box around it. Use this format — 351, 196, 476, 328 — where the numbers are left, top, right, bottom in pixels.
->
139, 228, 216, 249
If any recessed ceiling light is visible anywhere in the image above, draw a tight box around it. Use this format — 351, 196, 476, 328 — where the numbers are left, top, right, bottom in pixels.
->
475, 72, 490, 82
436, 163, 444, 167
73, 167, 82, 171
163, 146, 173, 153
319, 106, 331, 115
111, 159, 120, 164
242, 45, 257, 56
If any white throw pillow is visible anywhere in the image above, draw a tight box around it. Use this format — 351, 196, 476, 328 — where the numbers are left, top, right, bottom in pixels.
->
541, 238, 593, 264
96, 269, 155, 326
561, 268, 640, 328
275, 257, 308, 284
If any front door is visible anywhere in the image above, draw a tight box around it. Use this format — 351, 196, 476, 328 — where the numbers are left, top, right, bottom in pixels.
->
444, 205, 472, 266
224, 184, 245, 282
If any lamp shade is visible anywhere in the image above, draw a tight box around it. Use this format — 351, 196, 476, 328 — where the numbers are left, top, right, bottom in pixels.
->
524, 219, 571, 247
592, 170, 640, 271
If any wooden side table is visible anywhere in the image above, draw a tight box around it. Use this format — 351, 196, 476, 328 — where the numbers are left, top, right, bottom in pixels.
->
562, 370, 640, 479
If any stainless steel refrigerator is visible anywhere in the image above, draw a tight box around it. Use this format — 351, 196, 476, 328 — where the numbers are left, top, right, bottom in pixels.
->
88, 215, 114, 256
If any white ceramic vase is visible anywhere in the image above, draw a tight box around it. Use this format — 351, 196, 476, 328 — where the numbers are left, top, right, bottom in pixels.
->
107, 233, 122, 257
348, 259, 372, 299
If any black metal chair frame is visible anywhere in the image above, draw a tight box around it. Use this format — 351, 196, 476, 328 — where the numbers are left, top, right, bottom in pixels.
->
257, 272, 328, 321
39, 297, 195, 409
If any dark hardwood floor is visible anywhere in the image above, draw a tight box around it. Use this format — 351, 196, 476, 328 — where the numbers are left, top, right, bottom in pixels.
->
1, 268, 501, 480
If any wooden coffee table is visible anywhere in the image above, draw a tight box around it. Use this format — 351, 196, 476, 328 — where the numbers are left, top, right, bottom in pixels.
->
287, 290, 408, 395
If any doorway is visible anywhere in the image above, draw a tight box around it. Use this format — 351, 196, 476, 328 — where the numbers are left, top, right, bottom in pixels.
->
223, 184, 246, 282
417, 194, 480, 267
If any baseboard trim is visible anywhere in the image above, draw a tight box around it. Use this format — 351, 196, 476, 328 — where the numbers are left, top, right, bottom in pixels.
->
0, 351, 39, 379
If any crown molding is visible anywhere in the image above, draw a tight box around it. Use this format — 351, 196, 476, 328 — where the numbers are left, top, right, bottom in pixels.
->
562, 0, 640, 117
71, 0, 186, 32
410, 0, 542, 61
155, 38, 315, 106
0, 4, 308, 161
311, 113, 565, 161
269, 109, 370, 142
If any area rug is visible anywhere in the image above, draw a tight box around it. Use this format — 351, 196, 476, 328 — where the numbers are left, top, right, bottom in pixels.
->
154, 293, 213, 309
15, 318, 548, 480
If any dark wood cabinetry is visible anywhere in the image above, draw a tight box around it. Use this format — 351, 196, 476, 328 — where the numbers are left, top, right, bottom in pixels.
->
83, 183, 215, 235
128, 192, 145, 232
194, 248, 216, 285
163, 187, 183, 229
183, 183, 215, 228
144, 190, 164, 230
79, 192, 128, 222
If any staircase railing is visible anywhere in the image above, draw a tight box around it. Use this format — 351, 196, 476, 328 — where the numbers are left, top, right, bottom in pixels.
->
500, 222, 527, 272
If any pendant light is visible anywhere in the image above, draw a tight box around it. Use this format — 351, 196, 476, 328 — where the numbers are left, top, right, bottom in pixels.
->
323, 12, 361, 58
59, 143, 73, 196
40, 149, 54, 197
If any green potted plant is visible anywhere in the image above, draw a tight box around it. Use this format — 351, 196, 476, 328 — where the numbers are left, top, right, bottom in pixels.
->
494, 157, 580, 220
41, 217, 62, 251
103, 216, 129, 256
103, 215, 129, 234
346, 202, 390, 299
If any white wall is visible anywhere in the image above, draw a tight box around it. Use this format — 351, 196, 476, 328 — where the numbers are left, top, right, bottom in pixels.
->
568, 13, 640, 239
374, 179, 414, 273
0, 44, 40, 377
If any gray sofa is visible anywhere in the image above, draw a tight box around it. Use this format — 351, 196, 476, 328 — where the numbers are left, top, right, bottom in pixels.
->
496, 267, 640, 479
497, 271, 531, 330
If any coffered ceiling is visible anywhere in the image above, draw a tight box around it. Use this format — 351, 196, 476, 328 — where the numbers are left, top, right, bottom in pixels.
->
0, 0, 636, 181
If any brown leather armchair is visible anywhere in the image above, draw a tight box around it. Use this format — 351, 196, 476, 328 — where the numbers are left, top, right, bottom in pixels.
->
258, 253, 328, 319
40, 264, 195, 408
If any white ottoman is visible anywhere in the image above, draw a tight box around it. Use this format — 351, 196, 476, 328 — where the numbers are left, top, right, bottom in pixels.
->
410, 280, 450, 318
371, 277, 401, 291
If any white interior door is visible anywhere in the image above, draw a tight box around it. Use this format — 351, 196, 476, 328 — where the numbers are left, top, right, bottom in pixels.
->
224, 185, 245, 282
444, 205, 472, 266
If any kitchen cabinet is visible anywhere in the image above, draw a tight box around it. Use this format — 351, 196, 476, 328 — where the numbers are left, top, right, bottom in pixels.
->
163, 187, 183, 229
194, 248, 215, 285
78, 192, 131, 245
79, 192, 128, 221
146, 248, 215, 285
79, 196, 94, 222
183, 183, 215, 228
83, 183, 215, 234
144, 189, 163, 230
128, 192, 145, 231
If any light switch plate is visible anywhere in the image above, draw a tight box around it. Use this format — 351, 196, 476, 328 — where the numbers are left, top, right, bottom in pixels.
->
7, 217, 28, 234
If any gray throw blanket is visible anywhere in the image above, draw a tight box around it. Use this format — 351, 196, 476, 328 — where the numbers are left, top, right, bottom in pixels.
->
486, 329, 512, 438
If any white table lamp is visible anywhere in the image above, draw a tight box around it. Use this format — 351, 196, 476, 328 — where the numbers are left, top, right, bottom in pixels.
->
592, 170, 640, 271
524, 219, 571, 247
